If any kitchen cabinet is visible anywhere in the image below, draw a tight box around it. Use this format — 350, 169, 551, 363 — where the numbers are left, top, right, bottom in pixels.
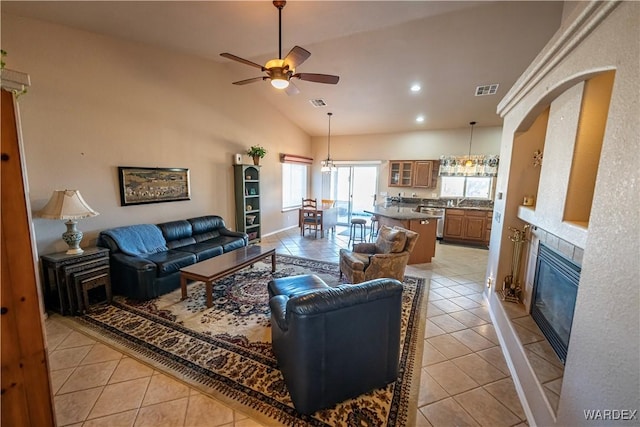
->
389, 160, 440, 188
413, 160, 440, 188
388, 161, 414, 186
443, 208, 492, 247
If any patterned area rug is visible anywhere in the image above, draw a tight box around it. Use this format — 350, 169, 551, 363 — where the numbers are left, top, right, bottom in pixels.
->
71, 254, 427, 426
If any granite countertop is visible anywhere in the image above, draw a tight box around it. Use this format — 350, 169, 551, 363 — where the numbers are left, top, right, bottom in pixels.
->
366, 206, 441, 220
383, 199, 493, 212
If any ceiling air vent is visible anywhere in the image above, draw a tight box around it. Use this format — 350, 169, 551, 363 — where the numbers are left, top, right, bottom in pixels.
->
309, 99, 327, 108
475, 84, 499, 96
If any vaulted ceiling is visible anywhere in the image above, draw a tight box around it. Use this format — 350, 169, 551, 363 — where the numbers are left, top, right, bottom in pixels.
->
2, 1, 564, 136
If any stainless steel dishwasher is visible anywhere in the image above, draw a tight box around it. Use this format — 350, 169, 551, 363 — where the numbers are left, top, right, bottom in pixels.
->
420, 207, 445, 239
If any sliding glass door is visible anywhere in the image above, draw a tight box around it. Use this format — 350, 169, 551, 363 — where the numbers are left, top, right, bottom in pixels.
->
328, 165, 378, 225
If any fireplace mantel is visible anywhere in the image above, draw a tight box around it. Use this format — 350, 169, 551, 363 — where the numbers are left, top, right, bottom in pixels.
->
517, 206, 587, 250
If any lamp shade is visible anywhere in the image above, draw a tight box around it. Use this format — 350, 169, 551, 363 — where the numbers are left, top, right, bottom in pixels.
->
39, 190, 99, 220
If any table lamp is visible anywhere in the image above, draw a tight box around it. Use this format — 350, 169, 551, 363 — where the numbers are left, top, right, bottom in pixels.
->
38, 189, 99, 254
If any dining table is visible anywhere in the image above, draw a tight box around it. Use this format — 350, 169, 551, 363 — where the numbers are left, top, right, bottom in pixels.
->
298, 203, 338, 238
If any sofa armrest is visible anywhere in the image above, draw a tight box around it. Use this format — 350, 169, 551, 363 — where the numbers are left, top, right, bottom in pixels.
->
269, 295, 289, 331
109, 252, 159, 300
219, 228, 249, 246
353, 242, 376, 254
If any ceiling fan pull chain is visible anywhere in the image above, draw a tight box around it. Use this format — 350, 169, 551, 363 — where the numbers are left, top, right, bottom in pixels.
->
275, 0, 285, 60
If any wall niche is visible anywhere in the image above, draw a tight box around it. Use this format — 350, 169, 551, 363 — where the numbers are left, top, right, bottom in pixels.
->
564, 71, 615, 226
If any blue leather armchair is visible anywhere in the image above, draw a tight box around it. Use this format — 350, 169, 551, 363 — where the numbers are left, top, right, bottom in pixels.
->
268, 275, 403, 414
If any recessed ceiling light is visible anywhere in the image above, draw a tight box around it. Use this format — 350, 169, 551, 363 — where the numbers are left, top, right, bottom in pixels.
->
410, 84, 421, 92
416, 116, 425, 123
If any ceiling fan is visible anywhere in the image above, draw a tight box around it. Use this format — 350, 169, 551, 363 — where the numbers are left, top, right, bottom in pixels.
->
220, 0, 339, 96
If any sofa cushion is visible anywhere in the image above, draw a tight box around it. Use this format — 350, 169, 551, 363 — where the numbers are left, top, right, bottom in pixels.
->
188, 215, 226, 241
142, 250, 196, 277
375, 226, 407, 254
174, 241, 224, 262
219, 236, 247, 252
157, 220, 194, 244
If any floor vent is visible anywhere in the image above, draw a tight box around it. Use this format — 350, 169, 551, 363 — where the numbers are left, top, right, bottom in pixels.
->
475, 84, 499, 96
309, 99, 327, 107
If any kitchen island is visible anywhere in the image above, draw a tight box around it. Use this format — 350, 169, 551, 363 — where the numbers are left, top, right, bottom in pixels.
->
365, 206, 440, 264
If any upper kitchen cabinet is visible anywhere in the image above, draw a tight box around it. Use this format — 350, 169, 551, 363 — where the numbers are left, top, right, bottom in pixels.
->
388, 161, 414, 187
388, 160, 440, 188
413, 160, 440, 188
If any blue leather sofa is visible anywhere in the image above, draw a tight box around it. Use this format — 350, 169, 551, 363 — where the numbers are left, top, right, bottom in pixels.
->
98, 215, 247, 300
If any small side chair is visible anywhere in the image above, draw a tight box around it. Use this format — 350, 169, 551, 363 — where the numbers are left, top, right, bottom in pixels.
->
300, 198, 322, 238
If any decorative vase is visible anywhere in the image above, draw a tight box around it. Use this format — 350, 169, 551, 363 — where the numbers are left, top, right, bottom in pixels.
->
253, 156, 260, 165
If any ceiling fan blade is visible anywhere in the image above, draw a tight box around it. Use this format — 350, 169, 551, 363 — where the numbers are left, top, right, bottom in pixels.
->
283, 46, 311, 70
220, 53, 265, 71
284, 82, 300, 96
232, 77, 268, 85
293, 73, 340, 84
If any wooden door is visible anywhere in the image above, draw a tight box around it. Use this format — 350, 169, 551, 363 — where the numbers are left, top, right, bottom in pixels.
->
1, 89, 56, 426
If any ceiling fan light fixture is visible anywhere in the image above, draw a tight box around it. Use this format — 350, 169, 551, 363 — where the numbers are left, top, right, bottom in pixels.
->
220, 0, 339, 94
271, 78, 290, 89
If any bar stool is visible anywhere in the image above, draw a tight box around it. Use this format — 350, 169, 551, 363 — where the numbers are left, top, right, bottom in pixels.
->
348, 218, 367, 247
369, 215, 380, 242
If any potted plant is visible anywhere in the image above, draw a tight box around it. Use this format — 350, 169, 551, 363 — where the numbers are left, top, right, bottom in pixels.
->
247, 145, 267, 165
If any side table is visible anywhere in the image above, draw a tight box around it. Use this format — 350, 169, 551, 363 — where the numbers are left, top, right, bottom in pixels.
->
40, 247, 110, 315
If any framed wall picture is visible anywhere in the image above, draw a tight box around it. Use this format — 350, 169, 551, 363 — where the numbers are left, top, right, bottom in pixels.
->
118, 167, 191, 206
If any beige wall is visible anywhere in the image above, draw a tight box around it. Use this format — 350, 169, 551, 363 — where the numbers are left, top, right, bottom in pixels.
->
1, 14, 311, 255
3, 13, 505, 255
490, 1, 639, 425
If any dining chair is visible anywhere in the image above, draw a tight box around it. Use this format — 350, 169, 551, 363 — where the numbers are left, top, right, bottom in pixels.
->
302, 198, 317, 210
301, 198, 322, 238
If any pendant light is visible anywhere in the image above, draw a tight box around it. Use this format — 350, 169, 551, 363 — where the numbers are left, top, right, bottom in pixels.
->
321, 112, 336, 173
465, 121, 477, 167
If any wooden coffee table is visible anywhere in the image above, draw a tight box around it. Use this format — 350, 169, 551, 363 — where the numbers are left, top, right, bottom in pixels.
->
180, 246, 276, 308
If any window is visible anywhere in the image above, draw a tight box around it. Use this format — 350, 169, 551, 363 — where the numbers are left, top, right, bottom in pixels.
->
282, 163, 308, 210
440, 176, 493, 199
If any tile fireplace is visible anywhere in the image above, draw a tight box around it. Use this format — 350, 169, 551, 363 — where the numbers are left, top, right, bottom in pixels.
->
531, 243, 581, 364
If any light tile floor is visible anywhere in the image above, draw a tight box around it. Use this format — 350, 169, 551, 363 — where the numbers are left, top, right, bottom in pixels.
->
500, 300, 565, 414
46, 226, 529, 426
